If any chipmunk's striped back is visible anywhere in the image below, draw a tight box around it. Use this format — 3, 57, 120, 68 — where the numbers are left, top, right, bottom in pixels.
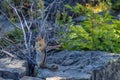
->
35, 36, 46, 52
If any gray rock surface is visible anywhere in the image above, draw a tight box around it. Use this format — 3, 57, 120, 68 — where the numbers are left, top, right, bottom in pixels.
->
0, 77, 13, 80
73, 16, 87, 22
0, 15, 15, 38
20, 76, 43, 80
37, 50, 120, 80
0, 58, 27, 80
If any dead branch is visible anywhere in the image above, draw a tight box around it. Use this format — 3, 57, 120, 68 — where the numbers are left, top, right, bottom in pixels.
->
0, 49, 16, 58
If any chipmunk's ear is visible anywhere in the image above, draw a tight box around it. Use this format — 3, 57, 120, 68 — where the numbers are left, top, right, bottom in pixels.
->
40, 33, 44, 39
36, 34, 44, 42
36, 36, 41, 42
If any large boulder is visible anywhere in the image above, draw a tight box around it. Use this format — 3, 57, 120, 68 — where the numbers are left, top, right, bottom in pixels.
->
37, 50, 120, 80
0, 58, 27, 80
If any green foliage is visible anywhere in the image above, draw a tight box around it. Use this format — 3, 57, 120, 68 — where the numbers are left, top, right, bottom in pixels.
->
65, 3, 91, 15
111, 0, 120, 10
0, 28, 23, 46
0, 39, 9, 47
1, 0, 44, 21
38, 0, 44, 9
56, 10, 68, 25
5, 28, 23, 43
1, 1, 14, 21
59, 3, 120, 53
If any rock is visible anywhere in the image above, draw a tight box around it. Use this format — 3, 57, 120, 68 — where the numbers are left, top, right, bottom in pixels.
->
37, 50, 120, 80
0, 77, 4, 80
0, 77, 13, 80
20, 76, 42, 80
0, 15, 7, 21
0, 58, 27, 80
46, 77, 67, 80
73, 15, 87, 22
0, 15, 15, 38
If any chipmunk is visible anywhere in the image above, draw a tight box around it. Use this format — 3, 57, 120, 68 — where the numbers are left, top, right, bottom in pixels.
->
35, 35, 61, 70
35, 35, 46, 68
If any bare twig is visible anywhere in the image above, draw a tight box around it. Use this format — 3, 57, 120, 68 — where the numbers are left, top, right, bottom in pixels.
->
0, 49, 16, 58
0, 9, 21, 29
12, 6, 28, 49
0, 0, 63, 67
3, 37, 37, 65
